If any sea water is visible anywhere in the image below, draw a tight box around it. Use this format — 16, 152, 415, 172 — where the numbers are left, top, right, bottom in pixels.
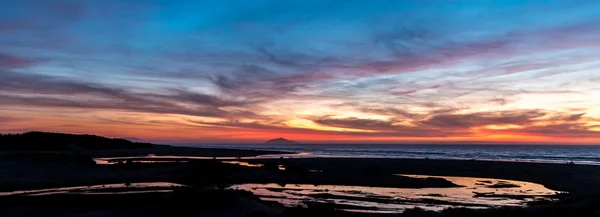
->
188, 144, 600, 165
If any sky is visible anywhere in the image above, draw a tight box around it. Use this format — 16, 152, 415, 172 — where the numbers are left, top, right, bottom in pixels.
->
1, 0, 600, 144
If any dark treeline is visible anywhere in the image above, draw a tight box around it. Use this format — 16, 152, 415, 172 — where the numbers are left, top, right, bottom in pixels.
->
0, 132, 154, 151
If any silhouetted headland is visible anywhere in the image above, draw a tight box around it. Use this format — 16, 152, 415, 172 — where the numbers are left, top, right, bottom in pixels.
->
0, 132, 290, 158
265, 138, 299, 144
0, 131, 153, 151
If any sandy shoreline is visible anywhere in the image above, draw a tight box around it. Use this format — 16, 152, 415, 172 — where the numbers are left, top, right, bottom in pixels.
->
1, 145, 600, 216
3, 147, 598, 193
247, 157, 600, 193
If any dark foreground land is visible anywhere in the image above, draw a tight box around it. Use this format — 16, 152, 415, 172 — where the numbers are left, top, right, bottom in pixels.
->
0, 131, 288, 158
1, 132, 600, 217
2, 186, 599, 217
247, 158, 600, 194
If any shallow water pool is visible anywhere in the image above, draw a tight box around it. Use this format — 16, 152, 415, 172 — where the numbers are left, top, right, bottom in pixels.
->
0, 182, 185, 196
229, 174, 561, 213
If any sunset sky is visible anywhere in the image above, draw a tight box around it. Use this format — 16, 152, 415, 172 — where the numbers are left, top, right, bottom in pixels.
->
1, 0, 600, 144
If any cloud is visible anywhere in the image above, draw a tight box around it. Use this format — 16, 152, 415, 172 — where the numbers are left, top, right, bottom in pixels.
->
168, 89, 257, 107
559, 113, 586, 122
0, 116, 21, 123
0, 72, 123, 95
418, 110, 546, 129
0, 94, 229, 118
489, 123, 600, 138
1, 1, 600, 142
0, 53, 37, 69
310, 116, 464, 137
254, 17, 600, 87
313, 117, 396, 130
306, 109, 600, 140
0, 70, 259, 118
358, 107, 426, 120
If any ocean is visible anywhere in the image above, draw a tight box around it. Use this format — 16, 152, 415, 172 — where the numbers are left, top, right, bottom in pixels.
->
189, 144, 600, 165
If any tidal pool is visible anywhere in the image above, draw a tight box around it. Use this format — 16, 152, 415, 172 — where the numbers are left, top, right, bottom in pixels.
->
94, 152, 310, 165
0, 182, 185, 196
229, 175, 562, 213
222, 161, 265, 167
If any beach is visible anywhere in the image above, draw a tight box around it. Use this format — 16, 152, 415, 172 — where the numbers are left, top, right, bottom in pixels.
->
246, 157, 600, 193
2, 149, 600, 216
1, 134, 599, 216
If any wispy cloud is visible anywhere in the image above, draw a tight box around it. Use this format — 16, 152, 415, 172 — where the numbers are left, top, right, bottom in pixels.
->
1, 0, 600, 142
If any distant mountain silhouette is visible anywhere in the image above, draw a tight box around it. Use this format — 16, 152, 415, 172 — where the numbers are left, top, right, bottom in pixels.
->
265, 138, 299, 144
0, 132, 154, 151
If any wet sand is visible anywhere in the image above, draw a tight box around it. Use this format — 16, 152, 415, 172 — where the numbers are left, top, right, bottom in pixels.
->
0, 187, 280, 217
229, 174, 560, 214
3, 133, 598, 216
0, 182, 186, 196
5, 152, 597, 194
0, 146, 289, 192
246, 158, 600, 194
2, 147, 600, 216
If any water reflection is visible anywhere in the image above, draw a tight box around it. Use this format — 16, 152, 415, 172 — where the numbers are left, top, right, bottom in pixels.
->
229, 175, 561, 213
222, 161, 264, 167
403, 174, 560, 198
0, 182, 185, 196
94, 152, 310, 165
